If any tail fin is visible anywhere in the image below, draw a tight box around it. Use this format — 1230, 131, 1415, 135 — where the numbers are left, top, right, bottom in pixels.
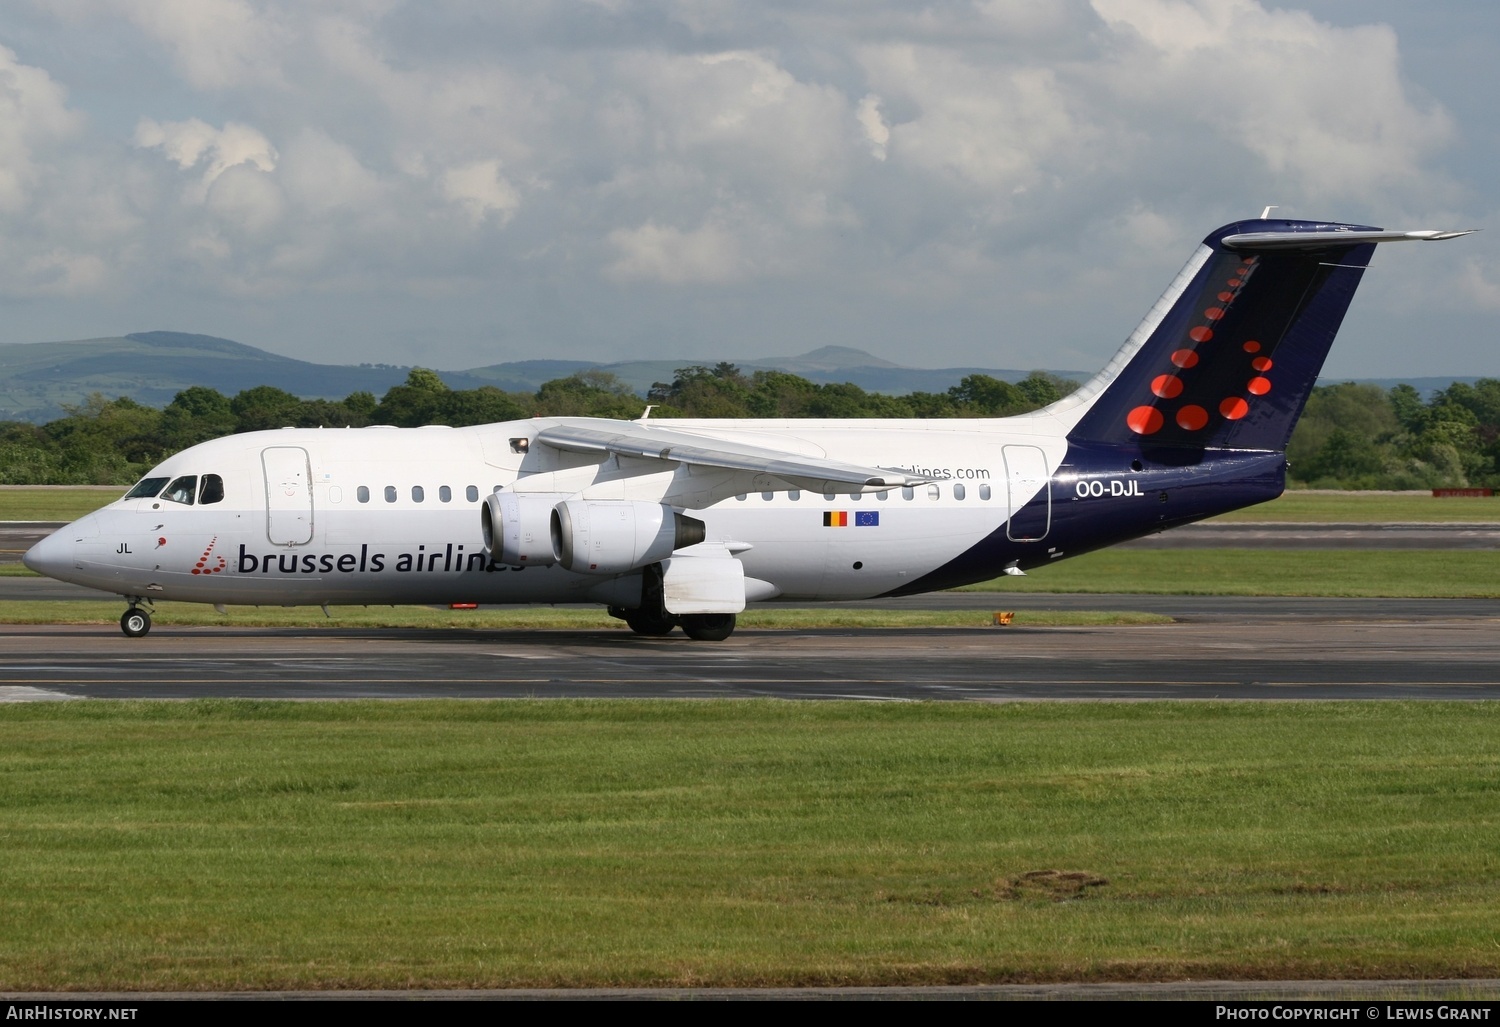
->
1055, 219, 1472, 452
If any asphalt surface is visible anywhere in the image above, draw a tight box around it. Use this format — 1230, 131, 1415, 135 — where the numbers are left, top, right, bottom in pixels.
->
9, 518, 1500, 702
4, 606, 1499, 701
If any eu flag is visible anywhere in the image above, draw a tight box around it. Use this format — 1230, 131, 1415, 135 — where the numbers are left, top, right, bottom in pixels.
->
855, 511, 879, 527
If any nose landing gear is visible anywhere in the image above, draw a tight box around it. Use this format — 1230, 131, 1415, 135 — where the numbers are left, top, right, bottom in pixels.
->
120, 603, 152, 637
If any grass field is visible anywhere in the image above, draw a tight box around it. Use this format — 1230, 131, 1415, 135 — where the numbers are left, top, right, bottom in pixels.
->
1212, 491, 1500, 523
0, 487, 119, 521
2, 700, 1498, 990
959, 549, 1500, 597
0, 601, 1165, 630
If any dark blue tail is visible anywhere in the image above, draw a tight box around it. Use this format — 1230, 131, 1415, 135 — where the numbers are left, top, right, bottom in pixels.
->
1065, 218, 1380, 452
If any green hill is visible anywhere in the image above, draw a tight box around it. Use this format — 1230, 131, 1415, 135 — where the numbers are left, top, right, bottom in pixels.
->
0, 332, 1084, 422
0, 332, 498, 421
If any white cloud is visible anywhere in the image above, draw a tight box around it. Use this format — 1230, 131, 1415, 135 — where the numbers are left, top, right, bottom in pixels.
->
0, 1, 1483, 373
856, 94, 890, 161
1090, 0, 1455, 203
605, 220, 747, 284
441, 160, 522, 225
861, 47, 1082, 201
0, 44, 84, 213
134, 118, 278, 201
72, 0, 289, 89
204, 163, 285, 236
1459, 259, 1500, 312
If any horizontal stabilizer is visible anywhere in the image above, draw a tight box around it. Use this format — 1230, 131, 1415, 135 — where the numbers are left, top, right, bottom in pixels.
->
1223, 228, 1477, 250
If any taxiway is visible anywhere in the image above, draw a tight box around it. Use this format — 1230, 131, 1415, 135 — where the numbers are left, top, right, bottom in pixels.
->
3, 608, 1498, 701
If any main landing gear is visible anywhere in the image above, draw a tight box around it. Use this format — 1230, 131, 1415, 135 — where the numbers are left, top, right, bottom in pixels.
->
120, 602, 152, 638
608, 564, 739, 641
679, 614, 736, 641
611, 607, 738, 641
622, 608, 677, 636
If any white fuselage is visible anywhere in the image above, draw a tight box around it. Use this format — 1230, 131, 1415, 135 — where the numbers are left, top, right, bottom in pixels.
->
39, 415, 1070, 607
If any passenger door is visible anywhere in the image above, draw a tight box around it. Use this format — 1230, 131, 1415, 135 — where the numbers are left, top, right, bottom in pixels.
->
263, 446, 314, 545
1003, 444, 1051, 542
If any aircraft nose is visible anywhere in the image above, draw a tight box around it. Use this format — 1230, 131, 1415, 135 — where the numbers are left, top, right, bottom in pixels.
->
22, 528, 75, 580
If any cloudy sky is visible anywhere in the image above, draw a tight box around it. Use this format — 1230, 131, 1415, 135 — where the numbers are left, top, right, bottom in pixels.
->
0, 0, 1495, 378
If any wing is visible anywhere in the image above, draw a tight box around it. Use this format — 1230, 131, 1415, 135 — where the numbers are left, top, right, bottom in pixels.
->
533, 419, 934, 498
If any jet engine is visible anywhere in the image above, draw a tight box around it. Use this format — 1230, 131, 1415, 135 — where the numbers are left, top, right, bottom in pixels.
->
481, 491, 565, 567
551, 500, 706, 574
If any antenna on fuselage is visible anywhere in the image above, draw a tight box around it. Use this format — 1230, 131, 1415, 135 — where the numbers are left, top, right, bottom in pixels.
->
638, 406, 654, 423
1260, 205, 1278, 219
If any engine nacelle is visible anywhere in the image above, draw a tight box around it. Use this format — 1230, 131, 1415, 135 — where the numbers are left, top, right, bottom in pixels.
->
551, 500, 706, 575
481, 491, 564, 567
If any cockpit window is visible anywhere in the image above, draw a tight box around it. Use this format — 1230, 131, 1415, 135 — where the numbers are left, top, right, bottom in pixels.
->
199, 474, 225, 505
124, 476, 170, 500
160, 475, 198, 505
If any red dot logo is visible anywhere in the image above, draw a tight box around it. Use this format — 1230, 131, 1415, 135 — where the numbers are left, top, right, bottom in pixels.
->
1217, 291, 1234, 302
1247, 376, 1272, 395
1227, 278, 1242, 287
1251, 356, 1273, 372
1204, 307, 1226, 320
1220, 397, 1250, 420
1188, 327, 1214, 342
1152, 374, 1184, 399
1171, 349, 1200, 368
1242, 340, 1261, 353
1127, 406, 1164, 435
1176, 405, 1209, 431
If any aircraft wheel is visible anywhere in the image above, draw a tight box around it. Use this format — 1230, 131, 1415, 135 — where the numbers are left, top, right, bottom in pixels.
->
679, 613, 736, 641
120, 608, 151, 638
624, 609, 678, 636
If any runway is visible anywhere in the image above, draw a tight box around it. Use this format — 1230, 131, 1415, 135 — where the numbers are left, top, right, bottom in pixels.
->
4, 608, 1499, 701
9, 516, 1500, 703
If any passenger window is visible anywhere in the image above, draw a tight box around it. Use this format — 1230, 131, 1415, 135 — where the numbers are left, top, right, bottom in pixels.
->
384, 486, 397, 503
125, 476, 170, 500
876, 490, 888, 501
358, 486, 370, 503
440, 486, 452, 503
954, 483, 966, 501
979, 484, 992, 501
927, 484, 940, 500
198, 474, 225, 505
822, 492, 835, 501
735, 494, 747, 501
412, 485, 425, 503
761, 491, 774, 501
466, 485, 478, 502
902, 487, 914, 501
789, 490, 801, 501
160, 475, 198, 505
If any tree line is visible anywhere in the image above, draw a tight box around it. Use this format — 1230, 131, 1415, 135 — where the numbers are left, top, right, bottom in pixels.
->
0, 365, 1076, 485
2, 362, 1496, 490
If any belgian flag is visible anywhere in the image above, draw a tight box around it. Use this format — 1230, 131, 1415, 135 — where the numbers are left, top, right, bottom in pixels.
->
823, 511, 848, 527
